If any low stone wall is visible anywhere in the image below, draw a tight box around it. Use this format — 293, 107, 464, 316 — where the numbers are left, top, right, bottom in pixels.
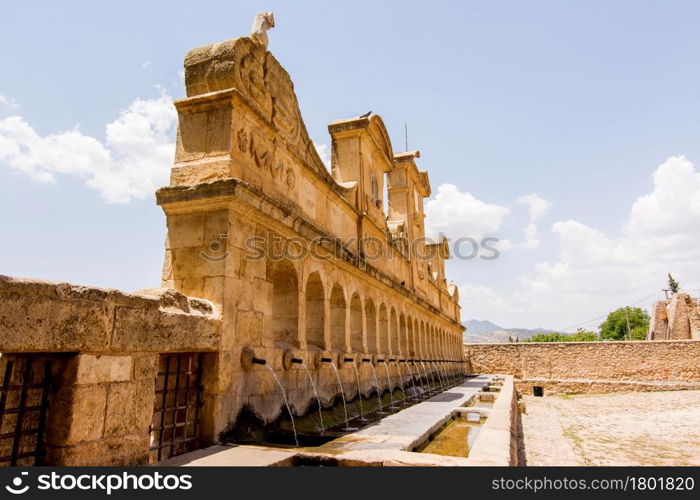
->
465, 376, 520, 466
515, 378, 700, 395
463, 340, 700, 395
0, 276, 221, 465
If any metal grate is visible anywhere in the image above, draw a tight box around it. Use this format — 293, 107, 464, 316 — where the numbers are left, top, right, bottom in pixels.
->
148, 353, 204, 463
0, 355, 53, 466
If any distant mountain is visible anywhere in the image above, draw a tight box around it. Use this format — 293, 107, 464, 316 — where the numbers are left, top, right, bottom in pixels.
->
463, 319, 554, 343
463, 319, 503, 335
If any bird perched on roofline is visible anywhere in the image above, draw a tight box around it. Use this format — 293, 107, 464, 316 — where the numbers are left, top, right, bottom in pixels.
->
359, 111, 372, 118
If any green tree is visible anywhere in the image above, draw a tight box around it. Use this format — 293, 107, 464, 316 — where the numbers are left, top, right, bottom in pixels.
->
599, 307, 650, 341
667, 273, 680, 294
525, 329, 598, 342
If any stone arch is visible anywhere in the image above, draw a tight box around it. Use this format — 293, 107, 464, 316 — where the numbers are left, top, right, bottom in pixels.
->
416, 321, 422, 358
378, 303, 389, 354
399, 312, 407, 355
330, 283, 346, 351
365, 298, 377, 354
407, 316, 415, 357
304, 272, 325, 349
390, 307, 399, 355
350, 292, 363, 352
268, 259, 299, 347
424, 324, 430, 358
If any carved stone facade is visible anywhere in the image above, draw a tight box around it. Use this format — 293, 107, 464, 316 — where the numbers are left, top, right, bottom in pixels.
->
158, 34, 465, 438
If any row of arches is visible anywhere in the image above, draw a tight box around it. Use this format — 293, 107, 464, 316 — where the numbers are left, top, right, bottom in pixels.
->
268, 260, 463, 359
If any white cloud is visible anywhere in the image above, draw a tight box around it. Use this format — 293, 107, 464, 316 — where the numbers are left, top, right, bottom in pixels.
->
518, 193, 551, 220
424, 183, 510, 241
0, 90, 176, 203
517, 193, 552, 249
459, 283, 524, 322
0, 94, 19, 109
314, 142, 331, 170
459, 155, 700, 330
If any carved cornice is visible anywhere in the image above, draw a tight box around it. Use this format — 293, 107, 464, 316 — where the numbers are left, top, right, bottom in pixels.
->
157, 178, 464, 331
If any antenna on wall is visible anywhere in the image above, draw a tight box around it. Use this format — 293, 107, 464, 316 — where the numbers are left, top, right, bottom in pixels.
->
404, 122, 408, 151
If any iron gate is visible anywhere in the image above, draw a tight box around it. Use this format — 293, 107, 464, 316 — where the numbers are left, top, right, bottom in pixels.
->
0, 355, 54, 466
148, 353, 204, 463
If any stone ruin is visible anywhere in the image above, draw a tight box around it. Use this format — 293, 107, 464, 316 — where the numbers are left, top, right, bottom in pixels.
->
648, 293, 700, 341
0, 20, 466, 465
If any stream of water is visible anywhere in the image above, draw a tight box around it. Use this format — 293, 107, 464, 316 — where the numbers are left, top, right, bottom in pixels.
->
300, 362, 324, 432
263, 364, 298, 447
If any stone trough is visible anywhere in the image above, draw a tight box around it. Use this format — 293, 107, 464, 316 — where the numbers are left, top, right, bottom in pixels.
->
160, 375, 520, 466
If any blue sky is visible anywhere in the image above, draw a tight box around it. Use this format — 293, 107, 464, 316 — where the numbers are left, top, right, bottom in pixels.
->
2, 1, 700, 329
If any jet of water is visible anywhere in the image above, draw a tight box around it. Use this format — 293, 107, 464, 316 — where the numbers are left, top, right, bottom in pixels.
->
393, 361, 406, 402
369, 363, 386, 413
301, 362, 324, 432
406, 362, 420, 397
383, 362, 398, 409
329, 361, 350, 429
263, 364, 298, 447
351, 363, 365, 418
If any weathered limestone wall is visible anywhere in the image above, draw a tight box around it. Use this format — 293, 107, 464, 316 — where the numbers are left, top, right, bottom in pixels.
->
0, 276, 220, 354
648, 293, 700, 340
0, 276, 221, 465
156, 34, 466, 436
463, 341, 700, 394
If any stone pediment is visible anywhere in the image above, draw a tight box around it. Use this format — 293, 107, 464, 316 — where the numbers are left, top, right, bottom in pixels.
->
183, 37, 331, 182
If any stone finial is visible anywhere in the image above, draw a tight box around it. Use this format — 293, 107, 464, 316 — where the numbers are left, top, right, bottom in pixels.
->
250, 11, 275, 49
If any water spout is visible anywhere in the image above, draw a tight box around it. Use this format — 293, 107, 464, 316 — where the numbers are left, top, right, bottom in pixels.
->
262, 364, 298, 447
300, 362, 324, 432
328, 361, 351, 430
439, 362, 449, 386
393, 360, 406, 403
350, 362, 366, 421
406, 361, 420, 397
369, 362, 387, 414
421, 361, 435, 390
418, 359, 433, 392
431, 361, 444, 389
383, 361, 399, 409
411, 359, 425, 395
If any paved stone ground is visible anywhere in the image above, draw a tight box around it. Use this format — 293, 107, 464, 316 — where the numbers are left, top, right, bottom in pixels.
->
520, 390, 700, 466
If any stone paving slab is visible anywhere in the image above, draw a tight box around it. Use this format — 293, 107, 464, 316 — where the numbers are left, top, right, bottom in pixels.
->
158, 444, 296, 466
318, 375, 492, 452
